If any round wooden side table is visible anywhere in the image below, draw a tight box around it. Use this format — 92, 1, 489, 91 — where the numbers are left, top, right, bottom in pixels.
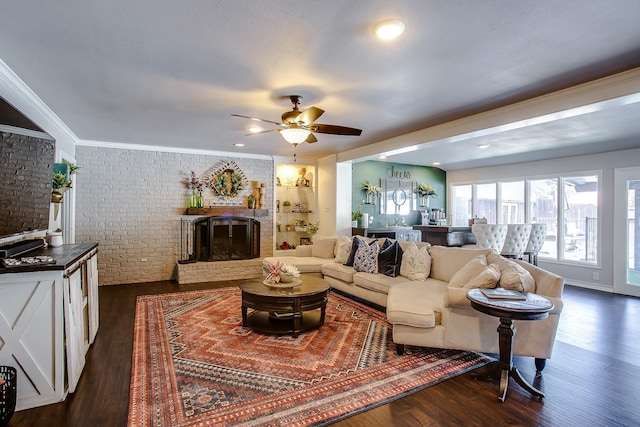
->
466, 288, 554, 402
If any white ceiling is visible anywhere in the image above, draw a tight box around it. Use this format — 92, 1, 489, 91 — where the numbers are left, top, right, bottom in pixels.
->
1, 1, 640, 170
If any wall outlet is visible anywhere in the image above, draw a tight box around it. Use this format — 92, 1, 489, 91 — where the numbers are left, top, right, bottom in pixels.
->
592, 271, 599, 281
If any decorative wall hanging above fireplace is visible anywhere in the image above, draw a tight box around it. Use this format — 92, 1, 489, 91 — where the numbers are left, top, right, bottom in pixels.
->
202, 160, 249, 200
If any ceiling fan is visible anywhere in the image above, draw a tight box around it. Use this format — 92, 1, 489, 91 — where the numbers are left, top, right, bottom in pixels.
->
232, 95, 362, 145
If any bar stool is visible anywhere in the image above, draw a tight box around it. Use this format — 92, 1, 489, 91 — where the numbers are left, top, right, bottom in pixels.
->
469, 224, 508, 252
524, 223, 547, 265
501, 224, 532, 259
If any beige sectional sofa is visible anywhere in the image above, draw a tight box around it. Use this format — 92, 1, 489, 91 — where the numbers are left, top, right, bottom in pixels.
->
262, 235, 564, 370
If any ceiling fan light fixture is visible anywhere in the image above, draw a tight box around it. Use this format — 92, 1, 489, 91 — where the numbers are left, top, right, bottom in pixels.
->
279, 128, 311, 144
374, 19, 405, 40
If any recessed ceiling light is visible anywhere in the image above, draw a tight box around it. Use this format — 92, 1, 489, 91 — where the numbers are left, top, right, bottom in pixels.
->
432, 161, 441, 166
379, 155, 387, 159
477, 144, 490, 149
248, 125, 262, 134
374, 19, 405, 40
234, 143, 245, 147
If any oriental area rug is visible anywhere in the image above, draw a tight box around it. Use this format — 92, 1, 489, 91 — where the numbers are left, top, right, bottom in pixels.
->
128, 287, 492, 427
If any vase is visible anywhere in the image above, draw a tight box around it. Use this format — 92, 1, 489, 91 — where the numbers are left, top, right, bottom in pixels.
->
51, 190, 63, 203
366, 192, 376, 204
420, 195, 430, 208
196, 193, 204, 208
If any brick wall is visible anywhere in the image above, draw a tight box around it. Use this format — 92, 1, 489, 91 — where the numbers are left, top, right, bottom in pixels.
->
0, 132, 55, 237
75, 146, 273, 285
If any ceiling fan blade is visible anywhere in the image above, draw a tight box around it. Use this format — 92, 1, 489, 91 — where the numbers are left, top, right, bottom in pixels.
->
244, 128, 280, 136
295, 106, 324, 125
305, 133, 318, 143
309, 124, 362, 136
231, 114, 282, 126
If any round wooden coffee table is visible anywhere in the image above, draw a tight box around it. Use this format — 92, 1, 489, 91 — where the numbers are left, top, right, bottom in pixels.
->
467, 288, 554, 402
240, 276, 330, 337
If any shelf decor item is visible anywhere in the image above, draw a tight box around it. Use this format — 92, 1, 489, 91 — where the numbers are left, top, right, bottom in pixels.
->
264, 261, 301, 286
247, 194, 257, 209
415, 183, 437, 207
362, 180, 382, 205
282, 200, 291, 213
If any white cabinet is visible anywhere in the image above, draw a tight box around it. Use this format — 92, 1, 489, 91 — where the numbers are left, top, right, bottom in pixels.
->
0, 271, 64, 410
0, 244, 99, 410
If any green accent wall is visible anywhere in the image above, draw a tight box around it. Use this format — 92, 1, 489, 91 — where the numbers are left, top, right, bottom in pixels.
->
352, 161, 446, 227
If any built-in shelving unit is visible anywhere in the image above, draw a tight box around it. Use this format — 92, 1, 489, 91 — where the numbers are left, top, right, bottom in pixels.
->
274, 163, 317, 253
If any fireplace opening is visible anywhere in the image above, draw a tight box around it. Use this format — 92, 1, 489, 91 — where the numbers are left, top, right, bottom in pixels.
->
194, 216, 260, 261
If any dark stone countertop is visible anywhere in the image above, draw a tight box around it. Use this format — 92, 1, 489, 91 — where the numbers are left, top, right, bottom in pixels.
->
0, 242, 98, 274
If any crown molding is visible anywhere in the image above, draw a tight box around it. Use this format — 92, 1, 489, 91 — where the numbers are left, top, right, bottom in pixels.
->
77, 139, 273, 160
0, 124, 53, 139
0, 59, 79, 148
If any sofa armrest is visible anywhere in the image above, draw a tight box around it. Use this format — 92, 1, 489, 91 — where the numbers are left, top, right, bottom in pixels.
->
295, 245, 313, 257
514, 260, 564, 299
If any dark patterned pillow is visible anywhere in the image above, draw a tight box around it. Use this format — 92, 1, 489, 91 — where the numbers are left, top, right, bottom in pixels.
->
345, 236, 365, 266
353, 240, 379, 274
378, 238, 403, 277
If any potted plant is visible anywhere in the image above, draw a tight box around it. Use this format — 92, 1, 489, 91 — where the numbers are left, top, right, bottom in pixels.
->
247, 194, 257, 209
282, 200, 291, 213
362, 180, 382, 204
415, 183, 437, 207
293, 219, 307, 232
51, 172, 67, 203
351, 208, 362, 228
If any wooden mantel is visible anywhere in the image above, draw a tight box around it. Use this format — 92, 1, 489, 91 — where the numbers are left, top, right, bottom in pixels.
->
184, 207, 269, 217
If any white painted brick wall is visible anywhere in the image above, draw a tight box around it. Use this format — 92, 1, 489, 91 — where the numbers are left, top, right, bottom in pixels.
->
75, 146, 273, 285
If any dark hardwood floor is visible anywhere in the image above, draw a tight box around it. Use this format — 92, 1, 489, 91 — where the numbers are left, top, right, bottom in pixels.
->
9, 282, 640, 426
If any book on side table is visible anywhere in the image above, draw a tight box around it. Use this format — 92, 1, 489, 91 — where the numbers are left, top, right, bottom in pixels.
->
481, 288, 526, 300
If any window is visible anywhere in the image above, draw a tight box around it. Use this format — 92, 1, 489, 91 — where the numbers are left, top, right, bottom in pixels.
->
450, 173, 599, 265
476, 183, 496, 223
529, 179, 558, 259
562, 175, 598, 263
452, 184, 472, 226
500, 181, 524, 224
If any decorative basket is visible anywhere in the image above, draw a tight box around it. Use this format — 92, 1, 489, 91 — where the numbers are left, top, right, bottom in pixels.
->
0, 366, 17, 427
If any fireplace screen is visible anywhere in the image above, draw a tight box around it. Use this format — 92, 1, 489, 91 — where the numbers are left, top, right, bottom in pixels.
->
194, 216, 260, 261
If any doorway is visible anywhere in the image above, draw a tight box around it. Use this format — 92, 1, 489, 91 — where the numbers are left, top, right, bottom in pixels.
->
614, 167, 640, 297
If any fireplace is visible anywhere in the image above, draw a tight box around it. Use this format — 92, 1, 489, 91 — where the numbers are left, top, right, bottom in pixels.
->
194, 216, 260, 261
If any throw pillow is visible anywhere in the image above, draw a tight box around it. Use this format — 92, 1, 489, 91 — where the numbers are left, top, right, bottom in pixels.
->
345, 236, 366, 266
448, 255, 500, 289
334, 235, 351, 257
378, 238, 403, 277
487, 253, 535, 292
334, 238, 352, 264
353, 240, 379, 274
400, 243, 430, 281
311, 236, 337, 258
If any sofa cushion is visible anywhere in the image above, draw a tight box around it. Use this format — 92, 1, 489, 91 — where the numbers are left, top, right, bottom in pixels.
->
353, 272, 409, 295
321, 262, 356, 283
334, 235, 351, 257
334, 237, 352, 264
311, 236, 337, 258
387, 281, 448, 327
262, 256, 327, 274
295, 245, 313, 257
449, 255, 500, 289
378, 238, 403, 277
353, 240, 379, 273
487, 253, 535, 292
428, 246, 493, 282
400, 243, 431, 281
